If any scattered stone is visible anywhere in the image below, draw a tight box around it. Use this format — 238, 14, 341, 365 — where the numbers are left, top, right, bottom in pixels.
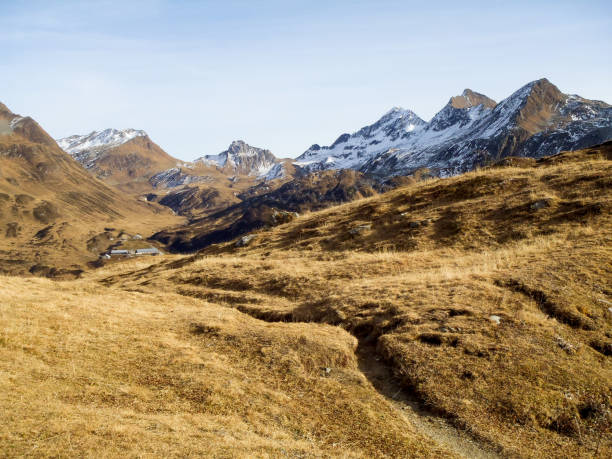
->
408, 221, 420, 229
530, 198, 552, 210
556, 336, 576, 354
489, 315, 501, 325
132, 234, 143, 240
235, 234, 256, 247
271, 209, 299, 225
420, 219, 431, 226
400, 212, 409, 217
349, 224, 371, 235
322, 367, 331, 376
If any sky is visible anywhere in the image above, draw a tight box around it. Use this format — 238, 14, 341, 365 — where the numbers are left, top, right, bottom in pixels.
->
1, 1, 611, 160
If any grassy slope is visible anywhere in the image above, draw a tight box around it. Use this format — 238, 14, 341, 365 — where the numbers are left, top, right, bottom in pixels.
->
1, 143, 610, 457
0, 105, 184, 275
0, 273, 447, 458
152, 169, 392, 252
82, 135, 179, 194
99, 143, 612, 457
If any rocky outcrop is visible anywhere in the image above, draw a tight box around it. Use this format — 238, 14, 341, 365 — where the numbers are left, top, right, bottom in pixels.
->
195, 140, 282, 177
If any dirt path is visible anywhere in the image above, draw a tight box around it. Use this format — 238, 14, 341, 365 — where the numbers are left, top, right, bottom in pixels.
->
171, 288, 503, 457
356, 343, 501, 459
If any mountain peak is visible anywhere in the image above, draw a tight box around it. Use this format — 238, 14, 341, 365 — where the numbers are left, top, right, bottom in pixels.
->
196, 140, 280, 177
0, 101, 12, 116
0, 102, 60, 149
57, 128, 147, 155
384, 106, 405, 115
528, 78, 563, 98
381, 106, 421, 121
224, 140, 274, 158
450, 89, 496, 109
509, 78, 563, 103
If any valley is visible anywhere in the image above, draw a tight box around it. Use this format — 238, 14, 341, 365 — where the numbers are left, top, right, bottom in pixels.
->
0, 79, 611, 457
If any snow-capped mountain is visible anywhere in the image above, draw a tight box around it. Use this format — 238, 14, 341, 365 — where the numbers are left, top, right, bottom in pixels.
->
295, 79, 612, 176
57, 129, 147, 166
297, 107, 426, 172
195, 140, 282, 178
56, 128, 179, 193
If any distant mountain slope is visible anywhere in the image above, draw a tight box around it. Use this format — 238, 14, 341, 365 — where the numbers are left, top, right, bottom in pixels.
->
151, 169, 393, 252
57, 133, 292, 220
295, 79, 612, 176
57, 129, 179, 193
141, 141, 295, 220
0, 103, 180, 275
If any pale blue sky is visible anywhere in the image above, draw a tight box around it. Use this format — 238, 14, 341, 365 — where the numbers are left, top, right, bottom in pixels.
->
1, 0, 611, 160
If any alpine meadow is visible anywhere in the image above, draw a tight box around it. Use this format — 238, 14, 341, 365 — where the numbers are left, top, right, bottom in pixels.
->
1, 1, 611, 458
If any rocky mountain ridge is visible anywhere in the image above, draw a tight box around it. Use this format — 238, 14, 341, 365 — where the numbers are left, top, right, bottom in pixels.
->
195, 140, 283, 178
57, 132, 287, 192
295, 79, 612, 176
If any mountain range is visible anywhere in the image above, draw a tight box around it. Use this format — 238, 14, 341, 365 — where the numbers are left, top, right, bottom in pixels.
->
57, 133, 288, 190
295, 78, 612, 176
55, 78, 611, 197
43, 78, 612, 255
2, 77, 612, 458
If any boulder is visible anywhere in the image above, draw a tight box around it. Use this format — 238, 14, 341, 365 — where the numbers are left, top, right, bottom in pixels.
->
271, 209, 299, 226
235, 234, 256, 247
489, 315, 501, 325
349, 224, 372, 235
556, 336, 576, 354
530, 198, 552, 210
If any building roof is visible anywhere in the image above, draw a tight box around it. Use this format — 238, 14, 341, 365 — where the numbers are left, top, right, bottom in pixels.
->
135, 247, 161, 254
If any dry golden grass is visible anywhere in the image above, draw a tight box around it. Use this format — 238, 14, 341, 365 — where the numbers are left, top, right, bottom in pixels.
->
94, 145, 611, 457
1, 144, 611, 457
0, 275, 452, 458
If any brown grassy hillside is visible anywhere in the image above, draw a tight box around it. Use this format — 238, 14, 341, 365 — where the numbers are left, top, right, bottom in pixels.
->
0, 102, 183, 275
152, 169, 402, 252
1, 142, 610, 457
98, 142, 612, 457
80, 135, 179, 194
145, 157, 298, 220
0, 273, 455, 458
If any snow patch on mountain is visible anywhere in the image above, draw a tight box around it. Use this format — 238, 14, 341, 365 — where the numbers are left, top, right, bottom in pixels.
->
149, 168, 213, 189
195, 140, 280, 176
295, 79, 612, 177
295, 107, 426, 171
260, 162, 285, 181
9, 116, 25, 129
57, 128, 146, 156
